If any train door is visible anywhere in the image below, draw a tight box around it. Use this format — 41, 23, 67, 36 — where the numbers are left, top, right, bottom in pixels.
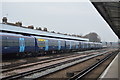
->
76, 42, 79, 49
79, 42, 81, 50
58, 40, 61, 50
45, 40, 49, 51
19, 37, 25, 52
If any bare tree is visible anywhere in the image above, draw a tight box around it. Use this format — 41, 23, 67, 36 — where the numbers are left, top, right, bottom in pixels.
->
36, 27, 42, 30
43, 27, 48, 31
51, 31, 55, 33
83, 32, 101, 42
15, 22, 22, 27
28, 25, 34, 29
2, 17, 7, 23
57, 32, 61, 34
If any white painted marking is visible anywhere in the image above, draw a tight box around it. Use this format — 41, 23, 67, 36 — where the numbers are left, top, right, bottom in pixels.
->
99, 53, 119, 79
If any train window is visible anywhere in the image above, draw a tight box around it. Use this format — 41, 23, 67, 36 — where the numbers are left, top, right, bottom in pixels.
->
88, 43, 90, 47
2, 36, 19, 47
37, 41, 45, 47
2, 39, 7, 46
25, 38, 35, 46
8, 39, 19, 46
79, 42, 81, 47
54, 40, 58, 46
48, 39, 58, 46
72, 42, 76, 46
66, 41, 70, 46
2, 36, 7, 46
37, 38, 45, 47
61, 41, 65, 46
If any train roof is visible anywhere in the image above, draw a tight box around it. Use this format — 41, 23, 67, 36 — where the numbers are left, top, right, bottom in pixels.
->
34, 36, 65, 41
0, 32, 36, 39
0, 32, 23, 36
0, 23, 89, 41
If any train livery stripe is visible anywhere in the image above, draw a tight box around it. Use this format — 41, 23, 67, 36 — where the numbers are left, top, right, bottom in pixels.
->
19, 38, 25, 52
45, 40, 48, 51
58, 41, 61, 50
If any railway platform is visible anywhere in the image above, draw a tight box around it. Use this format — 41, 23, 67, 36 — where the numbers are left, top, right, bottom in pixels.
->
99, 52, 119, 80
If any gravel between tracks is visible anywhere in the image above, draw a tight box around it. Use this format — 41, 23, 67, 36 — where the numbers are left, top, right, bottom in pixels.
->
2, 50, 99, 69
37, 50, 117, 80
2, 53, 94, 78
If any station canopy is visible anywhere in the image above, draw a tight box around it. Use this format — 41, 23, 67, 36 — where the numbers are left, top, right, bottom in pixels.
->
0, 23, 89, 41
90, 0, 120, 39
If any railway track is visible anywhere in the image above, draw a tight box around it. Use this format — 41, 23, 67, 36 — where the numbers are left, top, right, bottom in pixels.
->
2, 52, 94, 73
2, 49, 105, 69
2, 53, 95, 79
2, 52, 76, 69
68, 50, 118, 80
1, 49, 108, 69
1, 49, 114, 80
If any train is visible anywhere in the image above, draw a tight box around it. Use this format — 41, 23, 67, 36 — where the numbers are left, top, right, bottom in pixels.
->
1, 32, 102, 57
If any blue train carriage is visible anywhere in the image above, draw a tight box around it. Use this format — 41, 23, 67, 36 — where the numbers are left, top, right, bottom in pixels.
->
23, 36, 36, 56
100, 43, 102, 48
80, 41, 84, 50
70, 40, 76, 50
87, 42, 91, 50
94, 42, 99, 49
81, 41, 88, 50
71, 40, 81, 51
87, 42, 92, 50
94, 42, 102, 49
1, 32, 35, 57
34, 36, 66, 55
57, 39, 66, 52
90, 42, 94, 49
93, 42, 96, 49
93, 42, 100, 49
65, 40, 71, 51
65, 40, 76, 51
34, 36, 46, 55
73, 41, 80, 51
83, 42, 87, 50
85, 42, 89, 50
98, 42, 102, 49
48, 38, 66, 53
78, 41, 82, 51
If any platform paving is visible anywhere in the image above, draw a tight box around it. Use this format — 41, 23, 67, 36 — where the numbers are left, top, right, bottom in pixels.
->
99, 52, 119, 80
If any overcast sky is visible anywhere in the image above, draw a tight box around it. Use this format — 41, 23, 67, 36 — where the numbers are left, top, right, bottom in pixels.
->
1, 1, 119, 42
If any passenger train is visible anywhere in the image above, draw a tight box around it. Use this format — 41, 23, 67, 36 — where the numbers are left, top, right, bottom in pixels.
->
1, 32, 102, 57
